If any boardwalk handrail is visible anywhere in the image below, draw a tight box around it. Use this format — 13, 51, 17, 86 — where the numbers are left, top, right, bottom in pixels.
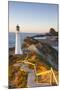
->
21, 56, 58, 85
51, 68, 58, 85
36, 70, 51, 76
22, 61, 35, 66
36, 67, 58, 85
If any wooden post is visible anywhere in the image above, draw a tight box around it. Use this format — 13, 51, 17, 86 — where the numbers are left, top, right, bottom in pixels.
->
50, 68, 52, 85
51, 68, 58, 85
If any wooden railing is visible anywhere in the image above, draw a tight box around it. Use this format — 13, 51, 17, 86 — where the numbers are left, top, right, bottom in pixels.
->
21, 57, 58, 86
36, 68, 58, 85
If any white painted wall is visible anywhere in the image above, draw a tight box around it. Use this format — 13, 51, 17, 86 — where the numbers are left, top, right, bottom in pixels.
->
15, 31, 23, 54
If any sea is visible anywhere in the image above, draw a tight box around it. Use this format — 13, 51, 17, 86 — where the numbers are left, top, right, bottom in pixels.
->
9, 32, 39, 48
9, 32, 58, 51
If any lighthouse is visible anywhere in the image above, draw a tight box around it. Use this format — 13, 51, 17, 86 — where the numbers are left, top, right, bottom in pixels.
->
15, 25, 23, 54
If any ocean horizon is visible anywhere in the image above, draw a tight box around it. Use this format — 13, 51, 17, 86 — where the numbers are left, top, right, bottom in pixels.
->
9, 32, 42, 48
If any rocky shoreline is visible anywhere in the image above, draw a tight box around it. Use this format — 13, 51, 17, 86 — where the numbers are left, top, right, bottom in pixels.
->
9, 30, 58, 88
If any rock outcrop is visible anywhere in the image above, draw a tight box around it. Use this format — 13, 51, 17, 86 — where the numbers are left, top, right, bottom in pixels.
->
22, 37, 58, 70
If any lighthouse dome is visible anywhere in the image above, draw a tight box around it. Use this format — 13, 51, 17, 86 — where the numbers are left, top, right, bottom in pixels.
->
16, 25, 20, 31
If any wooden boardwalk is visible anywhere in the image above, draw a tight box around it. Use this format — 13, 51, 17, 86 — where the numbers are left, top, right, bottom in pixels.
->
21, 60, 58, 87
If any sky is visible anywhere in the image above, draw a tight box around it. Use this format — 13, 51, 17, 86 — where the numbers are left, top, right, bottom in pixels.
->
9, 1, 58, 33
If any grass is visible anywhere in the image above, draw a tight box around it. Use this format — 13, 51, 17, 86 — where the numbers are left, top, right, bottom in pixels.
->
37, 54, 52, 69
9, 63, 28, 88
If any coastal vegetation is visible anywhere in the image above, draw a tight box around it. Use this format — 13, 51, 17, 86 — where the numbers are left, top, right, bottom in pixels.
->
9, 29, 58, 88
9, 49, 58, 88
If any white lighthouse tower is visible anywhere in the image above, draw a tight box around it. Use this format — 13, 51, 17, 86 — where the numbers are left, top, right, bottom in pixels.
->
15, 25, 23, 54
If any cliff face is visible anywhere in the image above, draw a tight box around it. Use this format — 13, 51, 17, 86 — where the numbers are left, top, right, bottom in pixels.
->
22, 37, 58, 70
